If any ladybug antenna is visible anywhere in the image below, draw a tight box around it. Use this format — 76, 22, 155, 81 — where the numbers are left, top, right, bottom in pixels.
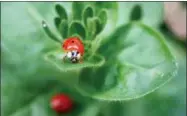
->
42, 20, 62, 43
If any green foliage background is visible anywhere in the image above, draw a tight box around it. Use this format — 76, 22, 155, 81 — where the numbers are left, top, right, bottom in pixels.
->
1, 2, 186, 116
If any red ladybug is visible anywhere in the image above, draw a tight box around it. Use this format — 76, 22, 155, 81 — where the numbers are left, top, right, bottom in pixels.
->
62, 37, 84, 63
50, 94, 73, 113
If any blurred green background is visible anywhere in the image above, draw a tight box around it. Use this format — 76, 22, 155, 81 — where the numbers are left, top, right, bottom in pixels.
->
1, 2, 186, 116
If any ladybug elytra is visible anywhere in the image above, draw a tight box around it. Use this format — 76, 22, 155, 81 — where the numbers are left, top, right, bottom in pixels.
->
51, 94, 73, 113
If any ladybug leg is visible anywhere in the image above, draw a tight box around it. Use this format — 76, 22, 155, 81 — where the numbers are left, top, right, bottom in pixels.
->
79, 56, 83, 63
76, 51, 83, 63
62, 54, 67, 62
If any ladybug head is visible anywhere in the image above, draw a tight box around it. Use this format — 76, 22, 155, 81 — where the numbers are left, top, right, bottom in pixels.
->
66, 50, 81, 63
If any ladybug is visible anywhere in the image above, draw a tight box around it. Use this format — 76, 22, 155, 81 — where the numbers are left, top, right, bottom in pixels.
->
62, 37, 84, 63
50, 94, 73, 113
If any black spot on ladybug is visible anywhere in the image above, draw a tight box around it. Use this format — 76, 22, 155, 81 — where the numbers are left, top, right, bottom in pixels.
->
77, 51, 79, 55
72, 41, 74, 43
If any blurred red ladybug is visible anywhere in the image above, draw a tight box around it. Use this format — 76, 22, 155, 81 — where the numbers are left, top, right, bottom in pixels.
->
51, 94, 73, 113
62, 37, 84, 63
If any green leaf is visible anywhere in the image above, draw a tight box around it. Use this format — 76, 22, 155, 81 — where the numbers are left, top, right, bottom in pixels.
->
98, 10, 107, 29
58, 19, 68, 39
77, 22, 178, 101
90, 2, 118, 53
93, 2, 118, 16
87, 17, 103, 39
82, 6, 94, 27
72, 2, 87, 20
93, 2, 118, 31
73, 2, 118, 46
98, 36, 186, 116
93, 2, 118, 32
44, 49, 105, 72
55, 4, 68, 20
54, 17, 61, 29
117, 2, 164, 27
130, 5, 142, 21
87, 18, 96, 39
94, 18, 103, 35
69, 21, 86, 39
